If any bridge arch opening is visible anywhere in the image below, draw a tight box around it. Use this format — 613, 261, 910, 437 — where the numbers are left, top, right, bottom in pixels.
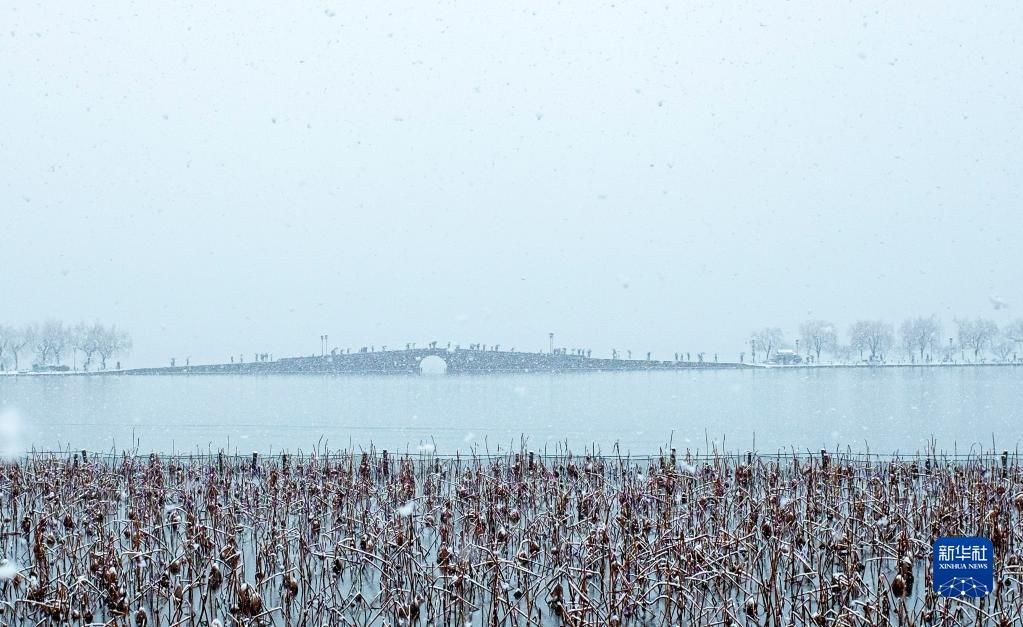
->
419, 355, 448, 375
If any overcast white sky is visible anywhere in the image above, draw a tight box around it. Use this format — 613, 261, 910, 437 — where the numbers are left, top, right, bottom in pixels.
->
2, 1, 1021, 367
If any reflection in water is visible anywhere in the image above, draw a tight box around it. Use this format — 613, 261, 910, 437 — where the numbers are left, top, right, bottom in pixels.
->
0, 367, 1019, 454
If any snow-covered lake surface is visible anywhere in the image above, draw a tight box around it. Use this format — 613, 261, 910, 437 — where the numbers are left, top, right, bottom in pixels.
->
1, 367, 1020, 455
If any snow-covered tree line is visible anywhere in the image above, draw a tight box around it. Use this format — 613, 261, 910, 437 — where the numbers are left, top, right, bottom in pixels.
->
750, 317, 1023, 364
0, 321, 132, 371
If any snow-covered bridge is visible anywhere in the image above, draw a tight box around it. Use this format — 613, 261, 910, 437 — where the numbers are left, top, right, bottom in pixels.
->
117, 347, 749, 376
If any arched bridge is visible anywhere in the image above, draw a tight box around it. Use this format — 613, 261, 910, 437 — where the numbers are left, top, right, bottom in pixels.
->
121, 348, 749, 376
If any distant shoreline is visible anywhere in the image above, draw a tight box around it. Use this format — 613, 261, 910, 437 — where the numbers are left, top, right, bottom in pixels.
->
1, 358, 1020, 376
757, 361, 1023, 370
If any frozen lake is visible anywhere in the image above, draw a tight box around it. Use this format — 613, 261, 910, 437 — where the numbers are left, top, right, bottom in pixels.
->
1, 366, 1021, 455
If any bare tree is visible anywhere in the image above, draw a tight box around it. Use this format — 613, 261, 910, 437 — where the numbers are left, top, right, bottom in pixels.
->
0, 325, 10, 371
898, 327, 915, 362
31, 323, 48, 366
1005, 319, 1023, 357
992, 338, 1015, 361
70, 323, 85, 369
799, 320, 837, 363
8, 325, 33, 371
899, 315, 942, 363
34, 320, 70, 366
97, 326, 132, 369
955, 317, 998, 361
873, 322, 894, 361
84, 322, 104, 370
848, 320, 893, 361
72, 321, 103, 371
752, 327, 784, 362
849, 323, 868, 360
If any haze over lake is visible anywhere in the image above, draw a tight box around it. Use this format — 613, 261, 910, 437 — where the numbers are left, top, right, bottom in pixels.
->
3, 367, 1019, 455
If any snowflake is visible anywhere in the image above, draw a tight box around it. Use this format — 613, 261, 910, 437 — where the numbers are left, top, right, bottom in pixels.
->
936, 577, 990, 597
